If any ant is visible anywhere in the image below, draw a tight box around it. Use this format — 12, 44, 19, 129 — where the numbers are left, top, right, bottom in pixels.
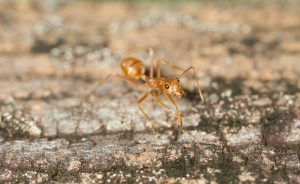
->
85, 49, 204, 132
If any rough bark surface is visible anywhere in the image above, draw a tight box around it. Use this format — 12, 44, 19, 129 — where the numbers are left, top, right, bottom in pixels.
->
0, 1, 300, 183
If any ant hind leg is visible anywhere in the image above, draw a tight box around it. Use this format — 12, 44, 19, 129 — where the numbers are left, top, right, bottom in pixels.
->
82, 73, 114, 99
83, 73, 147, 100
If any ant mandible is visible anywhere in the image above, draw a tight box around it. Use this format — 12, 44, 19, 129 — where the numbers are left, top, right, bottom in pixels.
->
86, 49, 204, 132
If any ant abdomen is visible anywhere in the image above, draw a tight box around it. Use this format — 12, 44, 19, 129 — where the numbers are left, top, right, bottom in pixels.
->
120, 57, 145, 80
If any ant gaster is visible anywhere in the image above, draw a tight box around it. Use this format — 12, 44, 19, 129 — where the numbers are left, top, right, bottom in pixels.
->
87, 49, 204, 132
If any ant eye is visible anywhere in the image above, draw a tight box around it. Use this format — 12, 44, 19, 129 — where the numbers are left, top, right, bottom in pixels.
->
176, 78, 180, 82
164, 84, 169, 89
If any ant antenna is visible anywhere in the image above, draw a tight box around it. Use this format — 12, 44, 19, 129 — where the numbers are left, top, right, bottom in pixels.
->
178, 66, 204, 102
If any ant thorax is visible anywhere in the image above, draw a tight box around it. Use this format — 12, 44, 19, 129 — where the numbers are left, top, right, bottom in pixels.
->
146, 78, 165, 90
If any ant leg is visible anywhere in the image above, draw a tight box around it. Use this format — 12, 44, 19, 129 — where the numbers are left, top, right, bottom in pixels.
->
83, 73, 146, 98
136, 92, 157, 132
148, 48, 161, 79
148, 48, 165, 80
153, 95, 171, 111
115, 74, 148, 91
164, 92, 183, 133
151, 90, 171, 111
83, 73, 113, 98
156, 59, 161, 79
136, 92, 151, 121
149, 48, 154, 78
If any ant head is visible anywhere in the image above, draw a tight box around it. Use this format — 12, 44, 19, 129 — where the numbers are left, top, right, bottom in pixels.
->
164, 78, 185, 98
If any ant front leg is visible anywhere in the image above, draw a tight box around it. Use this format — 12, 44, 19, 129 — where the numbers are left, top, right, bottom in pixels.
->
151, 90, 171, 111
164, 92, 183, 133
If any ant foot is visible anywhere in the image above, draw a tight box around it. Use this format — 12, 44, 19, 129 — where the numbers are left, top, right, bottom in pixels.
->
150, 123, 158, 135
178, 117, 184, 134
151, 128, 158, 135
179, 128, 185, 134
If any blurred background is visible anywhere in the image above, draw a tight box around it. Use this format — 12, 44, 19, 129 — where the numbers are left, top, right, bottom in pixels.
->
0, 0, 300, 136
1, 0, 300, 80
